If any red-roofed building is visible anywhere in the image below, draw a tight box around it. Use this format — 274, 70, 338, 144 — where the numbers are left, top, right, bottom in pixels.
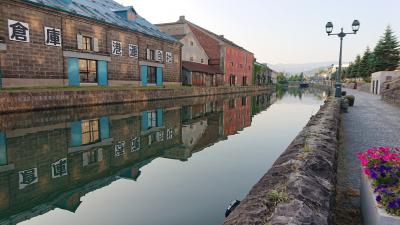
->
157, 16, 254, 86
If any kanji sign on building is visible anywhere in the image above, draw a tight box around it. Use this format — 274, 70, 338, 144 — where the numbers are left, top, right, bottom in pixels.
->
156, 50, 163, 62
156, 131, 164, 142
51, 158, 68, 178
166, 52, 173, 63
131, 137, 140, 152
112, 40, 122, 56
44, 27, 62, 47
8, 19, 30, 43
167, 128, 174, 140
129, 44, 139, 58
115, 141, 125, 157
19, 168, 38, 189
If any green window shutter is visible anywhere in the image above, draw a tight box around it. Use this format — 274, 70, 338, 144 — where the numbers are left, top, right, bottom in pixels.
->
68, 58, 80, 86
97, 61, 108, 86
141, 65, 148, 86
70, 121, 82, 147
0, 132, 7, 165
156, 67, 163, 86
100, 117, 110, 139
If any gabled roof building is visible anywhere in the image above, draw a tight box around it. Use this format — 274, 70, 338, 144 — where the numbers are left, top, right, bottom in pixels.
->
157, 16, 254, 87
0, 0, 182, 88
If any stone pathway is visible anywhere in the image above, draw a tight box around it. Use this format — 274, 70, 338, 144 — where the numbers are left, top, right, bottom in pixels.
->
335, 89, 400, 225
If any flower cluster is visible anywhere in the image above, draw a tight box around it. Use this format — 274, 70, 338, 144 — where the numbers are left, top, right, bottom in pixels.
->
357, 147, 400, 216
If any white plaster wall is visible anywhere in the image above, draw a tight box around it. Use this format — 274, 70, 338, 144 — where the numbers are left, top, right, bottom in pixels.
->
157, 23, 209, 64
181, 120, 208, 149
181, 33, 209, 64
371, 71, 400, 95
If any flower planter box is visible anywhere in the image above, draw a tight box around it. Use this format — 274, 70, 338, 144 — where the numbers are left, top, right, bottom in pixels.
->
361, 173, 400, 225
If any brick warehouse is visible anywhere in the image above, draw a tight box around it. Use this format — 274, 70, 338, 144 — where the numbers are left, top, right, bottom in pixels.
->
0, 0, 182, 88
158, 16, 254, 87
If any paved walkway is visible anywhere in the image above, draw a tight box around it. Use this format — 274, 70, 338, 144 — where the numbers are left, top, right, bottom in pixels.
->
335, 89, 400, 225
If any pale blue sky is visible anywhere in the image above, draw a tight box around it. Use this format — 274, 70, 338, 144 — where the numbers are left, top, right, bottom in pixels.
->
116, 0, 400, 65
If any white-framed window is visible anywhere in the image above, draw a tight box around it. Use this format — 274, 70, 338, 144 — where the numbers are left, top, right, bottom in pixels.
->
44, 26, 62, 47
148, 110, 157, 129
112, 40, 122, 56
166, 52, 173, 63
8, 19, 30, 43
129, 44, 139, 58
147, 49, 155, 60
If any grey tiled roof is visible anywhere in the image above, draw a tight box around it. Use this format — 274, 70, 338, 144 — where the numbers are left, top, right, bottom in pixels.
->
23, 0, 179, 43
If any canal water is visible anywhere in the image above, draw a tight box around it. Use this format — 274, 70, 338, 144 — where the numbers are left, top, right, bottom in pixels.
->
0, 88, 326, 225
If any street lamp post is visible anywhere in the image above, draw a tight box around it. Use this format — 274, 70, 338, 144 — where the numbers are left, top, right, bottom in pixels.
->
325, 20, 360, 97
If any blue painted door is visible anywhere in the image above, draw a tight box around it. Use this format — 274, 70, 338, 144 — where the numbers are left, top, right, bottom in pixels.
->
141, 65, 148, 86
100, 117, 110, 139
141, 111, 149, 131
0, 132, 7, 165
156, 109, 164, 127
70, 121, 82, 147
68, 58, 80, 86
156, 67, 163, 86
98, 61, 108, 86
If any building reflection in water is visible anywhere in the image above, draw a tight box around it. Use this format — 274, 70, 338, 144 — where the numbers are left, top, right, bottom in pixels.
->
0, 91, 275, 224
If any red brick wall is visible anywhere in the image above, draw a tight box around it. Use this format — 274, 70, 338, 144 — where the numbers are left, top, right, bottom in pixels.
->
225, 46, 254, 86
189, 24, 221, 67
223, 96, 252, 136
0, 2, 6, 43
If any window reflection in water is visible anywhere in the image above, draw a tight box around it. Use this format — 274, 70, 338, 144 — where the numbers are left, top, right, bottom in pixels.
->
81, 119, 100, 145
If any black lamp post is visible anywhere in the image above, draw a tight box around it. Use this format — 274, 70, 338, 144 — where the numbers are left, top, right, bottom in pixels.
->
326, 20, 360, 97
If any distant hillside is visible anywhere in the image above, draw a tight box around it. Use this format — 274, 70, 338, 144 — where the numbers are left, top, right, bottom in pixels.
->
269, 61, 339, 75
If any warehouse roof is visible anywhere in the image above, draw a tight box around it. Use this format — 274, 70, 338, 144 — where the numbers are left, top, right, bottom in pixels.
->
23, 0, 179, 43
183, 61, 221, 74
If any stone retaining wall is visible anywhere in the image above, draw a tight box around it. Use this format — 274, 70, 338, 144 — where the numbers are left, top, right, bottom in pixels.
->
223, 97, 340, 225
0, 86, 269, 113
357, 83, 371, 93
381, 78, 400, 106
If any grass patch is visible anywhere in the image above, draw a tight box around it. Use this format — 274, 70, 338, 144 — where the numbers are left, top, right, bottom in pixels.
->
266, 190, 289, 206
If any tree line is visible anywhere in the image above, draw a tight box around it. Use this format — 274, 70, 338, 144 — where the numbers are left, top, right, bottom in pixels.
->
343, 26, 400, 82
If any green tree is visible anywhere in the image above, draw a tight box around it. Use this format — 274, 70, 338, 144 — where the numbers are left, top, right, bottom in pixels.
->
277, 72, 287, 84
373, 26, 400, 71
359, 47, 373, 80
299, 72, 304, 81
352, 55, 362, 78
346, 62, 354, 78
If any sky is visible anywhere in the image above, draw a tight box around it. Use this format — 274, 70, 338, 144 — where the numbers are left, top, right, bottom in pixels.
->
115, 0, 400, 65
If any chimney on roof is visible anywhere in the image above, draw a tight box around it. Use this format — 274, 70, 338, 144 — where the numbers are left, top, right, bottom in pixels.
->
220, 35, 224, 38
179, 16, 186, 22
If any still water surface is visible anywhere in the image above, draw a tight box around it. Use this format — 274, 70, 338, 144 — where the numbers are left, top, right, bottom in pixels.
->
0, 89, 325, 225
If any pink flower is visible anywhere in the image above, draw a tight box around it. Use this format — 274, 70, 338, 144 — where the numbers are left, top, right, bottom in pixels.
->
383, 155, 391, 161
361, 159, 369, 166
363, 169, 371, 176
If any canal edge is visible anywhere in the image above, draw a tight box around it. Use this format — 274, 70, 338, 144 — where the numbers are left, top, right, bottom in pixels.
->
223, 96, 341, 225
